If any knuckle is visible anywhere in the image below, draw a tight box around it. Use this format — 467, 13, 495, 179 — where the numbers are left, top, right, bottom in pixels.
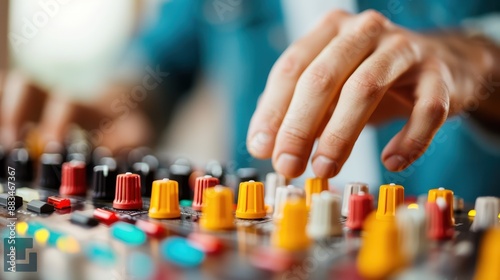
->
322, 9, 350, 25
390, 33, 411, 50
356, 10, 387, 35
322, 131, 351, 150
299, 64, 335, 95
271, 49, 306, 79
280, 121, 311, 146
419, 96, 449, 122
266, 109, 285, 134
404, 135, 429, 156
345, 72, 383, 100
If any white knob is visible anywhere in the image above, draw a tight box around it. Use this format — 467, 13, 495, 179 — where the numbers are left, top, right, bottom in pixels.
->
273, 185, 303, 220
307, 191, 343, 239
264, 172, 286, 208
396, 205, 427, 262
471, 196, 499, 232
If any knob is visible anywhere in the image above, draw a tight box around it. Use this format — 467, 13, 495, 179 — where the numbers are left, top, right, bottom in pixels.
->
273, 185, 305, 220
113, 173, 143, 210
92, 165, 118, 201
149, 179, 181, 219
132, 161, 156, 197
307, 191, 342, 239
192, 175, 219, 211
60, 161, 87, 196
271, 192, 310, 251
39, 153, 63, 190
169, 160, 193, 201
346, 191, 374, 230
305, 178, 328, 210
8, 147, 34, 182
341, 182, 369, 217
205, 160, 225, 184
396, 206, 427, 262
474, 228, 500, 280
264, 172, 286, 209
200, 186, 234, 230
426, 197, 454, 240
376, 183, 404, 221
357, 213, 405, 279
428, 187, 454, 223
236, 181, 266, 219
470, 196, 499, 232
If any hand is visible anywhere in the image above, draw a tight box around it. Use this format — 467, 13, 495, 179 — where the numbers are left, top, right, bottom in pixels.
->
0, 70, 153, 152
247, 10, 495, 178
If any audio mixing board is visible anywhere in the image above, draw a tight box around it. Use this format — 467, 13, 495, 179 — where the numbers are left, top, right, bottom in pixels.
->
0, 139, 499, 280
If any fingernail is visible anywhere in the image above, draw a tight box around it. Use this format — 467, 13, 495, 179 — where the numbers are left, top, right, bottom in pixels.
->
312, 156, 338, 178
249, 132, 271, 155
384, 155, 407, 171
275, 153, 303, 177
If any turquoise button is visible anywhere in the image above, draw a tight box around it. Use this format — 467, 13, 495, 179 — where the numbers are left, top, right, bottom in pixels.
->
180, 200, 192, 207
85, 242, 116, 266
26, 221, 44, 236
128, 252, 153, 279
111, 222, 146, 246
160, 237, 205, 267
47, 230, 64, 247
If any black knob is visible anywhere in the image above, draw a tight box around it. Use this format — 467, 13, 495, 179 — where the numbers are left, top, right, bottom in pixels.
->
92, 164, 118, 201
169, 159, 193, 200
206, 160, 226, 185
39, 153, 63, 190
8, 147, 34, 183
132, 162, 156, 197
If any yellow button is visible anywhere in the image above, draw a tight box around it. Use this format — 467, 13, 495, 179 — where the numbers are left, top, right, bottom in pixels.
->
272, 195, 310, 251
236, 181, 266, 219
376, 184, 404, 221
148, 179, 181, 219
305, 178, 328, 209
428, 188, 454, 223
475, 227, 500, 280
200, 186, 234, 230
357, 213, 405, 279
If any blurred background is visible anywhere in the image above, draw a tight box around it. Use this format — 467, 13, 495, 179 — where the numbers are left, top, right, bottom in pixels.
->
0, 0, 380, 190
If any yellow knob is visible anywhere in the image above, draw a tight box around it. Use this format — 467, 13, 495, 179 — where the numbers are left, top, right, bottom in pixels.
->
357, 213, 405, 279
272, 194, 310, 251
305, 177, 328, 209
200, 186, 234, 230
376, 184, 404, 221
148, 179, 181, 219
428, 187, 454, 223
475, 227, 500, 280
236, 181, 266, 219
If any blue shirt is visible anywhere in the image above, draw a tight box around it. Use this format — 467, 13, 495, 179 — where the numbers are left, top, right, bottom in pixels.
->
134, 0, 500, 202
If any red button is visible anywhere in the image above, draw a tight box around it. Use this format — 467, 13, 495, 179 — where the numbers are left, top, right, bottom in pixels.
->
346, 192, 374, 230
60, 161, 87, 196
47, 196, 71, 209
113, 173, 143, 210
93, 208, 119, 225
188, 233, 224, 254
136, 219, 165, 238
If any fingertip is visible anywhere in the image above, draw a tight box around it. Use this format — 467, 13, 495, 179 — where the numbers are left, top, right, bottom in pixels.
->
312, 155, 338, 178
273, 153, 306, 178
383, 154, 407, 172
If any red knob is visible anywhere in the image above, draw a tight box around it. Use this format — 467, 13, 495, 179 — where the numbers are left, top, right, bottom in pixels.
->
426, 198, 454, 240
192, 175, 219, 211
346, 192, 374, 230
113, 172, 143, 210
60, 161, 87, 196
